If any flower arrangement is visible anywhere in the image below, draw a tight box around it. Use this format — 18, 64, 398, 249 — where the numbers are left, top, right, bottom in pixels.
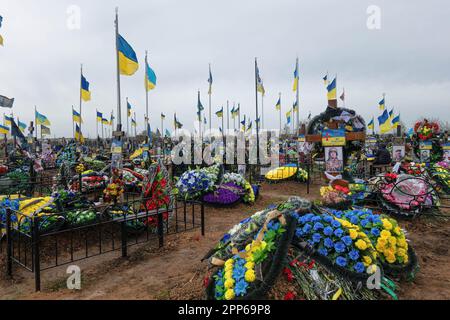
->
414, 120, 440, 141
212, 218, 287, 300
222, 172, 256, 204
401, 163, 426, 176
320, 185, 352, 207
297, 168, 308, 182
329, 209, 409, 266
103, 168, 125, 203
430, 162, 450, 192
292, 212, 379, 275
203, 182, 243, 205
143, 165, 171, 211
176, 169, 216, 200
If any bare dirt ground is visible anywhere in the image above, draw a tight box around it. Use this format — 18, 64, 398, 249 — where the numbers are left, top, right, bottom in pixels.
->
1, 181, 449, 300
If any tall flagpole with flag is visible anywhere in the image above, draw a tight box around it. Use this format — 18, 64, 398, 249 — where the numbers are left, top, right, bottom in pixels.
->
293, 57, 300, 132
79, 64, 83, 140
114, 8, 122, 134
208, 64, 213, 131
255, 58, 261, 164
145, 51, 149, 145
72, 106, 75, 140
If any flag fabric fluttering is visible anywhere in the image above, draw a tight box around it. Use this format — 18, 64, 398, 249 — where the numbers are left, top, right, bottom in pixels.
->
293, 60, 299, 92
161, 113, 166, 120
208, 65, 213, 95
145, 61, 157, 91
11, 118, 28, 148
241, 116, 246, 131
0, 95, 14, 108
174, 114, 183, 129
4, 115, 13, 126
293, 100, 299, 112
41, 125, 51, 136
275, 97, 281, 111
35, 111, 51, 126
102, 118, 110, 126
75, 124, 85, 143
96, 111, 103, 123
323, 74, 328, 85
216, 107, 224, 118
247, 121, 253, 132
367, 118, 374, 131
379, 98, 385, 111
0, 124, 9, 135
256, 64, 265, 95
327, 78, 337, 101
18, 120, 27, 132
117, 34, 139, 76
0, 15, 4, 47
127, 101, 132, 117
73, 109, 82, 123
340, 88, 345, 102
391, 114, 400, 129
286, 110, 292, 124
378, 109, 390, 134
81, 74, 91, 101
165, 129, 171, 137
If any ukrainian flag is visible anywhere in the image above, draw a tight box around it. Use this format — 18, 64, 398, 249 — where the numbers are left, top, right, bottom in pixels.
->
293, 62, 299, 92
275, 97, 281, 111
391, 114, 400, 129
0, 124, 9, 135
241, 116, 246, 131
286, 110, 292, 124
230, 106, 236, 119
379, 98, 385, 111
35, 111, 50, 126
75, 124, 85, 143
327, 78, 337, 100
18, 121, 27, 132
4, 115, 13, 126
145, 61, 157, 91
131, 118, 136, 127
247, 121, 253, 132
293, 100, 299, 112
96, 111, 103, 123
367, 118, 374, 130
216, 107, 223, 118
378, 109, 390, 134
73, 109, 82, 123
81, 75, 91, 102
161, 113, 166, 120
127, 101, 132, 117
102, 118, 110, 126
117, 34, 139, 76
323, 74, 328, 85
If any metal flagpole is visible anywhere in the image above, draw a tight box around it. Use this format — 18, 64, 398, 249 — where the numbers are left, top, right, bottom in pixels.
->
208, 63, 212, 131
261, 93, 264, 130
226, 100, 230, 132
238, 103, 241, 133
113, 7, 124, 170
145, 51, 150, 148
279, 93, 282, 134
79, 64, 83, 140
134, 112, 137, 137
72, 106, 75, 140
295, 57, 300, 133
255, 58, 260, 164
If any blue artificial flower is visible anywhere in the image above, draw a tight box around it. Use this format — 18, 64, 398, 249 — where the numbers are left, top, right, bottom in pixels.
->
234, 279, 249, 296
371, 228, 380, 237
331, 220, 341, 228
334, 228, 344, 238
342, 236, 353, 247
354, 262, 365, 273
318, 248, 329, 256
311, 216, 322, 223
323, 226, 334, 236
313, 222, 324, 231
324, 237, 334, 248
268, 220, 280, 231
336, 256, 347, 267
295, 229, 305, 238
215, 289, 224, 299
312, 233, 322, 243
334, 242, 346, 253
323, 215, 334, 223
233, 265, 246, 281
361, 219, 370, 228
349, 249, 360, 261
302, 223, 312, 234
222, 234, 231, 243
216, 279, 224, 287
330, 210, 342, 218
350, 216, 359, 225
307, 240, 315, 247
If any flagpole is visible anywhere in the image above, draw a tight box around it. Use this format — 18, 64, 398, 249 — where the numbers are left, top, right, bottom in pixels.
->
198, 90, 202, 140
238, 103, 241, 133
34, 106, 38, 142
221, 107, 224, 139
255, 58, 260, 164
261, 94, 264, 130
79, 64, 83, 141
114, 8, 122, 134
72, 106, 75, 140
295, 57, 300, 133
208, 63, 212, 132
226, 100, 230, 132
279, 93, 282, 134
134, 112, 137, 137
145, 51, 149, 144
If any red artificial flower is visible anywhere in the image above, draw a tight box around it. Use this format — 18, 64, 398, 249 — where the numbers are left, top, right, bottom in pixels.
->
283, 267, 294, 282
284, 292, 296, 300
203, 276, 210, 288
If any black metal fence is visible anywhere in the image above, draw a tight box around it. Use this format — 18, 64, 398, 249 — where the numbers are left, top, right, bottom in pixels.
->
3, 197, 204, 292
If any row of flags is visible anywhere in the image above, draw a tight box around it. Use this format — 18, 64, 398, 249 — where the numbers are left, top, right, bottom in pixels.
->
366, 95, 400, 134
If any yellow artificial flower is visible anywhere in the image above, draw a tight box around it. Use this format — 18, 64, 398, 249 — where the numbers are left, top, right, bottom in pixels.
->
224, 279, 235, 289
397, 238, 407, 249
367, 265, 377, 274
388, 236, 397, 246
397, 248, 407, 257
225, 271, 233, 280
380, 230, 391, 239
225, 264, 233, 272
382, 219, 393, 231
244, 262, 255, 270
355, 239, 367, 250
349, 229, 358, 240
225, 259, 234, 267
225, 289, 235, 300
362, 256, 372, 266
245, 270, 256, 283
393, 226, 402, 236
386, 253, 396, 264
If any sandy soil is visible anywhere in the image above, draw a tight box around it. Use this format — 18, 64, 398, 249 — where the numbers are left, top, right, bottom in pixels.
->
1, 181, 449, 300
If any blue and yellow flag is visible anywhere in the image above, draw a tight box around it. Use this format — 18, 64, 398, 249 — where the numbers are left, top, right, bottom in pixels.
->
131, 118, 136, 127
127, 101, 132, 117
275, 97, 281, 111
379, 98, 385, 111
102, 118, 110, 125
41, 125, 51, 136
323, 74, 328, 85
73, 109, 82, 123
367, 118, 374, 130
216, 107, 223, 118
256, 64, 265, 95
378, 109, 390, 134
0, 124, 9, 135
0, 15, 4, 47
118, 34, 139, 76
241, 116, 246, 131
391, 114, 400, 129
75, 124, 85, 143
286, 110, 292, 124
293, 100, 299, 112
96, 111, 103, 123
161, 113, 166, 120
247, 121, 253, 132
293, 60, 299, 92
35, 111, 50, 126
208, 65, 213, 95
145, 61, 157, 91
81, 74, 91, 101
4, 115, 13, 126
327, 78, 337, 100
18, 120, 27, 132
230, 106, 236, 119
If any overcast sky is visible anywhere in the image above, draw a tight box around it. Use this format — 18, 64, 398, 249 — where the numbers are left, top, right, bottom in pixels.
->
1, 0, 449, 138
